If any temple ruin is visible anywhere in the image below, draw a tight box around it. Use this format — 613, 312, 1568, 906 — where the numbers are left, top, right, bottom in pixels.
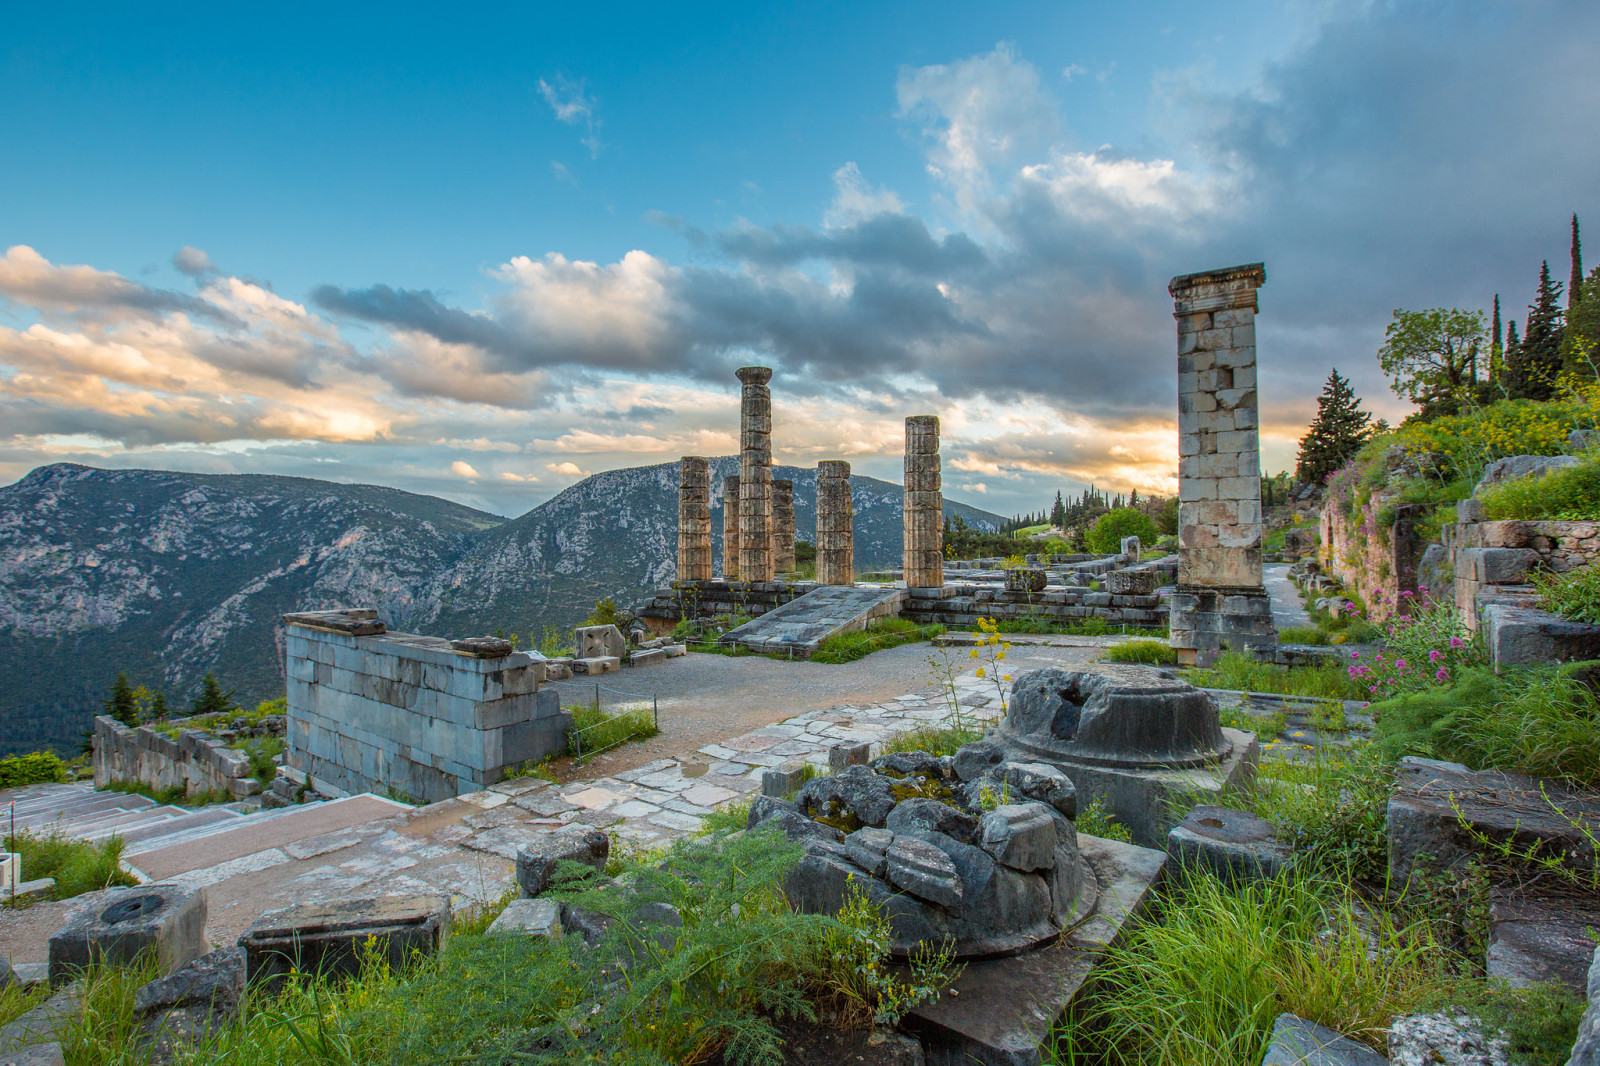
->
737, 366, 775, 583
903, 415, 944, 589
677, 456, 713, 583
815, 459, 854, 586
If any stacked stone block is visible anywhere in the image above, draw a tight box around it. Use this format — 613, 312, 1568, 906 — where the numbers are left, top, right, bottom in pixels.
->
816, 460, 855, 586
93, 716, 259, 799
771, 478, 796, 575
722, 475, 740, 580
677, 456, 713, 582
283, 610, 569, 804
903, 415, 944, 589
737, 365, 775, 583
1168, 264, 1275, 665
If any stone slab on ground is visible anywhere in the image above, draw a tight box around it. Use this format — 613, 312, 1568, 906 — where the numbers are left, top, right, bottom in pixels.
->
1, 1041, 66, 1066
1487, 886, 1600, 993
48, 883, 207, 983
1569, 946, 1600, 1066
1260, 1013, 1385, 1066
1483, 603, 1600, 668
720, 586, 908, 658
238, 893, 450, 985
487, 898, 562, 939
0, 983, 80, 1053
1167, 804, 1291, 883
902, 833, 1166, 1066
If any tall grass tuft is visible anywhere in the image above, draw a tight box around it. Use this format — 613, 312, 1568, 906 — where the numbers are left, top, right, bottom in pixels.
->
4, 828, 135, 900
1102, 639, 1178, 665
567, 701, 660, 760
811, 618, 942, 664
1188, 651, 1362, 700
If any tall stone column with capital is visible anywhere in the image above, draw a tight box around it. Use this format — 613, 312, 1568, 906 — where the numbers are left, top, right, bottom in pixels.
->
903, 415, 944, 589
1168, 263, 1275, 666
771, 479, 796, 576
677, 456, 713, 582
737, 366, 775, 583
722, 475, 741, 580
816, 460, 855, 586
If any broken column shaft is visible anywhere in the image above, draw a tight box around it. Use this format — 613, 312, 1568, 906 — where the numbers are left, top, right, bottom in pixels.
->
1168, 262, 1275, 666
677, 456, 713, 582
903, 415, 944, 589
722, 475, 741, 580
737, 366, 775, 583
816, 460, 854, 586
771, 478, 796, 576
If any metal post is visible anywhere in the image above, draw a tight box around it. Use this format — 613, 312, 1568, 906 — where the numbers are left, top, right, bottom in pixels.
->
653, 694, 659, 729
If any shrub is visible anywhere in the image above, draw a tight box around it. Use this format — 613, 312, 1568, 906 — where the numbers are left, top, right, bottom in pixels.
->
1102, 639, 1177, 665
1076, 797, 1132, 843
1086, 508, 1159, 554
585, 597, 624, 627
1236, 743, 1394, 881
1189, 652, 1363, 700
3, 828, 136, 900
1480, 459, 1600, 521
1277, 626, 1327, 646
1532, 565, 1600, 624
1345, 597, 1486, 698
0, 750, 68, 788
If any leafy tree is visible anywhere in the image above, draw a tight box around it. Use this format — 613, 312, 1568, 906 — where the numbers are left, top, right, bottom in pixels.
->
586, 597, 623, 628
103, 672, 140, 727
1509, 261, 1566, 400
190, 672, 239, 718
1376, 308, 1485, 415
1296, 369, 1374, 487
1086, 508, 1158, 554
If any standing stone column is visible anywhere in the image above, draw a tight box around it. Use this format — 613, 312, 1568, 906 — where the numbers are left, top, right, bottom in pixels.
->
816, 460, 854, 586
1169, 263, 1275, 666
903, 415, 944, 588
737, 366, 775, 583
722, 475, 741, 580
771, 479, 796, 576
677, 457, 713, 582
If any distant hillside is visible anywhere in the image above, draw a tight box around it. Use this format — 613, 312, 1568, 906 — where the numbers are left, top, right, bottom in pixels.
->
0, 460, 1003, 755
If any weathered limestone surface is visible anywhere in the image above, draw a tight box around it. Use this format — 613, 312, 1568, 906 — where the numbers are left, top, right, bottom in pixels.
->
284, 610, 570, 804
93, 715, 261, 800
737, 366, 775, 583
48, 883, 208, 983
1169, 263, 1274, 665
722, 475, 740, 580
771, 478, 796, 575
816, 460, 854, 586
239, 894, 450, 985
677, 456, 713, 582
904, 415, 944, 589
719, 585, 907, 658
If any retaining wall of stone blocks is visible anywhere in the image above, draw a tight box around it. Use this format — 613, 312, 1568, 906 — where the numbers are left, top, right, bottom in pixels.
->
284, 616, 568, 804
93, 715, 262, 799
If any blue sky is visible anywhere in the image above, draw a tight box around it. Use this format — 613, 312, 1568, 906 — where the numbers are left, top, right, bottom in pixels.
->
2, 1, 1596, 517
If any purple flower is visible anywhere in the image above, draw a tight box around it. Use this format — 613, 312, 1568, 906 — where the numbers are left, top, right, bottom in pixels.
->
1436, 667, 1449, 681
1395, 659, 1406, 669
1429, 649, 1441, 663
1450, 637, 1464, 649
1350, 651, 1360, 659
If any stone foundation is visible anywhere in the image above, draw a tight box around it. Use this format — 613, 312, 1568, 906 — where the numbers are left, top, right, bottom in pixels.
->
283, 609, 569, 804
93, 716, 263, 800
1168, 586, 1275, 664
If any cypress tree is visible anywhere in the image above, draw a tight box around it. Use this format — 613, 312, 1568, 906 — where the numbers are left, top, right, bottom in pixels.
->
150, 691, 170, 722
1505, 319, 1522, 389
104, 672, 140, 727
1296, 369, 1373, 487
1491, 294, 1503, 384
1573, 214, 1584, 314
1515, 261, 1566, 400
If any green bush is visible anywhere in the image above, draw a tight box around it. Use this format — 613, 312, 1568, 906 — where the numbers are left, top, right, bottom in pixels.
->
1532, 565, 1600, 625
1075, 797, 1132, 842
1102, 639, 1177, 665
4, 828, 136, 900
568, 702, 660, 760
0, 750, 68, 788
880, 723, 984, 757
1480, 459, 1600, 521
1373, 665, 1600, 787
1086, 508, 1159, 554
1277, 626, 1328, 646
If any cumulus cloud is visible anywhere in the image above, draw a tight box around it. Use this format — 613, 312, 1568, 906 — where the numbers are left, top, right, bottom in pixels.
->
545, 461, 586, 476
451, 460, 481, 478
172, 246, 216, 277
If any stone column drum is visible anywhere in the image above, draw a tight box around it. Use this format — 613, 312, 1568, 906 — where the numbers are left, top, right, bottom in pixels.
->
677, 456, 713, 583
816, 460, 854, 586
1168, 263, 1275, 666
722, 475, 741, 580
737, 366, 775, 583
903, 415, 944, 589
771, 478, 796, 576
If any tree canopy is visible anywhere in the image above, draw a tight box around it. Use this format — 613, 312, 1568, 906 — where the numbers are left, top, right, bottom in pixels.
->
1376, 308, 1485, 415
1296, 369, 1374, 486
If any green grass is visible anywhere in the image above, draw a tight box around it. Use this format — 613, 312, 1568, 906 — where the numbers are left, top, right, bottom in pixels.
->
1277, 625, 1328, 645
811, 618, 943, 664
568, 701, 661, 760
1374, 664, 1600, 788
1532, 565, 1600, 625
1187, 651, 1362, 700
101, 779, 233, 807
3, 827, 136, 901
1101, 639, 1177, 665
966, 616, 1168, 638
1219, 704, 1288, 743
880, 722, 985, 757
1075, 797, 1132, 843
1480, 458, 1600, 521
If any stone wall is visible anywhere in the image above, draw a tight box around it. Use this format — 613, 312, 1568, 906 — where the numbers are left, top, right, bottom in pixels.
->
1318, 494, 1428, 621
93, 716, 263, 799
284, 610, 568, 804
1449, 512, 1600, 634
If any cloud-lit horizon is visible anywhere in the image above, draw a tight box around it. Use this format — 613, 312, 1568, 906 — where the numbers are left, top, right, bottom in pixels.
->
3, 2, 1597, 517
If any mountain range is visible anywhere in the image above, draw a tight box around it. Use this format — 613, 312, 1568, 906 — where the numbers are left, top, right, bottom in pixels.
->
0, 460, 1003, 755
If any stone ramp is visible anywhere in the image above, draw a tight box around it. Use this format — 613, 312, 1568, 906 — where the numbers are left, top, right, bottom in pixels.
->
719, 585, 907, 658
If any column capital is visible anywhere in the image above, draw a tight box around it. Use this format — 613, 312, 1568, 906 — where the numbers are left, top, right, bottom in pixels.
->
735, 365, 773, 386
1169, 263, 1266, 316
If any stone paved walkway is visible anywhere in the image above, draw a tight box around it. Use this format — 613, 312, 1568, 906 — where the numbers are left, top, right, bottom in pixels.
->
1263, 562, 1313, 629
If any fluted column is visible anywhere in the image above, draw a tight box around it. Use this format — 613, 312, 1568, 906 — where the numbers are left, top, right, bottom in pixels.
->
677, 456, 712, 582
737, 366, 774, 582
903, 415, 943, 588
816, 460, 854, 586
722, 475, 740, 580
771, 479, 796, 576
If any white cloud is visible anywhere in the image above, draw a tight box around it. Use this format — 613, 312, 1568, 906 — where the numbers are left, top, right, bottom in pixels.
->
451, 460, 481, 478
823, 163, 905, 229
172, 246, 215, 277
545, 461, 586, 476
538, 75, 602, 157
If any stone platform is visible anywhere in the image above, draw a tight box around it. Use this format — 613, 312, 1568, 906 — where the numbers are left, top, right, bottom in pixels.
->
719, 586, 908, 657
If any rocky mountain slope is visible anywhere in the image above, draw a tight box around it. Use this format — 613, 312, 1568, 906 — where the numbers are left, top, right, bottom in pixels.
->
0, 460, 1002, 755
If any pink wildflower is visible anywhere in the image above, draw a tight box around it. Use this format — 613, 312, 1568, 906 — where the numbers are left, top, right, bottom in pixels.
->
1436, 667, 1449, 681
1429, 649, 1441, 663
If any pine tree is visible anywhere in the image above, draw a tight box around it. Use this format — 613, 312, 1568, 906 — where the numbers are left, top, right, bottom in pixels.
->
190, 672, 239, 718
1491, 294, 1503, 384
1296, 369, 1373, 487
1573, 214, 1584, 314
1050, 491, 1066, 529
150, 691, 170, 722
104, 672, 140, 727
1512, 261, 1566, 400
